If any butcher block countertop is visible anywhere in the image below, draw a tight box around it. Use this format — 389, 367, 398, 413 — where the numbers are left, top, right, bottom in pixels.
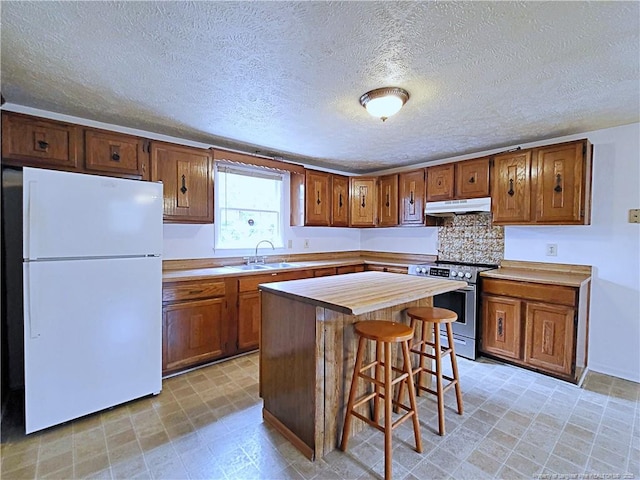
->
258, 271, 463, 315
481, 260, 592, 287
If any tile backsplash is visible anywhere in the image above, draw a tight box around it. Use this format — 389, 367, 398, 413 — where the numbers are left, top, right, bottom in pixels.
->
437, 213, 504, 265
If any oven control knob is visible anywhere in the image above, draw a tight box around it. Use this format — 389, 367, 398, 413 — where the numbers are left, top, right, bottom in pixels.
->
420, 267, 427, 274
450, 270, 456, 277
464, 272, 472, 279
457, 272, 465, 277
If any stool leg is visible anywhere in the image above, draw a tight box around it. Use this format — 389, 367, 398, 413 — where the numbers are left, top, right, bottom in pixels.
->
401, 340, 423, 454
417, 318, 428, 395
341, 335, 366, 451
446, 323, 464, 415
434, 323, 445, 436
394, 318, 416, 413
373, 340, 382, 423
384, 341, 393, 480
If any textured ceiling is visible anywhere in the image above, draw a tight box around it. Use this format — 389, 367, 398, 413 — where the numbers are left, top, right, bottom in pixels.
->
1, 1, 638, 173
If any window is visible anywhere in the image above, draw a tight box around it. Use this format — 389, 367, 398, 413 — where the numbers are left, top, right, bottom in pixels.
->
215, 163, 285, 249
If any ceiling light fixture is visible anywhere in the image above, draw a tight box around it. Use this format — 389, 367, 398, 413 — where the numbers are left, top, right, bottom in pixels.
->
359, 87, 410, 122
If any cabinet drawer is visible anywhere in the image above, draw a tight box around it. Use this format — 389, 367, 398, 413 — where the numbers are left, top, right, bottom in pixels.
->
482, 279, 575, 306
313, 267, 337, 277
163, 280, 226, 302
239, 270, 312, 292
336, 265, 365, 275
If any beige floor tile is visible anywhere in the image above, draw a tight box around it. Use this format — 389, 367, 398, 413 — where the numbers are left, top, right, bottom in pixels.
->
74, 451, 110, 479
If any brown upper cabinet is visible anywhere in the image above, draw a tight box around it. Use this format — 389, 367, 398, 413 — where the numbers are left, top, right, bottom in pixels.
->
304, 170, 331, 226
426, 164, 454, 201
290, 170, 349, 227
150, 141, 214, 223
350, 177, 377, 227
331, 174, 349, 226
492, 139, 591, 225
84, 129, 149, 179
399, 169, 426, 225
377, 174, 399, 226
455, 157, 490, 198
1, 111, 81, 170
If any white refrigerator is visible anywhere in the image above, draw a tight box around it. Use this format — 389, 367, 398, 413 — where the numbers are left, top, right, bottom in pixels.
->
18, 167, 163, 434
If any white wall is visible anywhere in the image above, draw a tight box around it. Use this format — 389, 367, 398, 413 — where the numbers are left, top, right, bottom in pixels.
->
366, 123, 640, 382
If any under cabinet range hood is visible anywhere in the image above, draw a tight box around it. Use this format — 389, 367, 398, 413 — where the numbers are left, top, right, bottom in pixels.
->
425, 197, 492, 216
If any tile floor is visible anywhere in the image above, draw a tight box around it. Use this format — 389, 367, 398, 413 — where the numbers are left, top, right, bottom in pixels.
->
1, 352, 638, 479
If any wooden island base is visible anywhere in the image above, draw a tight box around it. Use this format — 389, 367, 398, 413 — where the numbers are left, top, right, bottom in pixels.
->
259, 271, 464, 461
261, 291, 433, 460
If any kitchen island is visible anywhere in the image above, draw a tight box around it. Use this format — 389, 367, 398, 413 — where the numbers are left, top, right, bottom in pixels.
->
259, 271, 462, 460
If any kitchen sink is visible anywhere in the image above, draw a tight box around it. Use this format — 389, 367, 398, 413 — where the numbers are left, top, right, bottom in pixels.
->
263, 262, 301, 268
226, 264, 273, 271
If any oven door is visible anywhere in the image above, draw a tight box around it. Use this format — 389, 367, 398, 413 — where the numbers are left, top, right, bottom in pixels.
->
432, 285, 476, 339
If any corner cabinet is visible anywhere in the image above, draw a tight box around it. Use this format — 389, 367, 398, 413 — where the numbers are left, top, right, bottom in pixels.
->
491, 139, 592, 225
150, 142, 213, 223
480, 275, 589, 383
350, 177, 377, 226
399, 169, 425, 225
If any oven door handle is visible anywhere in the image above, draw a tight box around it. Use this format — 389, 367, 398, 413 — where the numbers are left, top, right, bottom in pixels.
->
455, 285, 476, 292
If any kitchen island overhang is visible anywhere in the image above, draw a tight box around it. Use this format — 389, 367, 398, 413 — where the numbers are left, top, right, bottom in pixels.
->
259, 271, 463, 461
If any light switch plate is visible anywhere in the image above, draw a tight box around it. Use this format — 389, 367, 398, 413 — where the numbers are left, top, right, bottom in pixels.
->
629, 209, 640, 223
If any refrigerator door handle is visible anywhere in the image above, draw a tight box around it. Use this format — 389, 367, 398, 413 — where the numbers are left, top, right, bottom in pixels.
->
25, 180, 38, 260
23, 264, 40, 338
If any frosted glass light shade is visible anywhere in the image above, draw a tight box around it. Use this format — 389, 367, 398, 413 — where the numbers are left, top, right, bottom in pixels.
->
359, 87, 409, 121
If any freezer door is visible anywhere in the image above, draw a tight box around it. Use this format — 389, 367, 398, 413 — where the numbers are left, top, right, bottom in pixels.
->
23, 167, 162, 260
23, 256, 162, 434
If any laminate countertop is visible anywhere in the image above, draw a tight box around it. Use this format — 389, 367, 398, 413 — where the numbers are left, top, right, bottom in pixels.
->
481, 267, 591, 287
258, 271, 463, 315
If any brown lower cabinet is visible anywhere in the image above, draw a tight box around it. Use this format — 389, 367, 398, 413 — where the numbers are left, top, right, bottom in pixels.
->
480, 278, 588, 383
364, 264, 408, 274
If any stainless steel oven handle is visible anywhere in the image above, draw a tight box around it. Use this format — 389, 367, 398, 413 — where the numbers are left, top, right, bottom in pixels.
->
455, 285, 476, 293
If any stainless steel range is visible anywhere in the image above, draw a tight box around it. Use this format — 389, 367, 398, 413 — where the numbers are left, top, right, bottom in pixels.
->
408, 261, 496, 360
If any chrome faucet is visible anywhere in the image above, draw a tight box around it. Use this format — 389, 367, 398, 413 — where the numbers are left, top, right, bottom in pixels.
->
253, 240, 275, 264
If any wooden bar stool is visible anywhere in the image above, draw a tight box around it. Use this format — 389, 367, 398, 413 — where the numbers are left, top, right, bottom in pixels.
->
396, 307, 463, 436
340, 320, 422, 480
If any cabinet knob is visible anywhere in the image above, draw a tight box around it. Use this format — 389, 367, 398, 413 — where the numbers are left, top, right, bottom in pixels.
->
361, 195, 366, 208
409, 191, 414, 205
317, 191, 321, 205
385, 193, 390, 207
507, 179, 515, 197
469, 176, 475, 184
497, 317, 503, 336
339, 193, 343, 208
37, 140, 49, 150
111, 153, 120, 161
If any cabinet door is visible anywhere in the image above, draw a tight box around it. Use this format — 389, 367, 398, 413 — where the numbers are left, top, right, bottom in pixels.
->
304, 170, 331, 226
163, 298, 226, 373
331, 174, 349, 226
150, 142, 213, 223
399, 169, 425, 225
426, 164, 454, 201
456, 157, 490, 198
491, 150, 532, 224
533, 141, 589, 224
524, 302, 575, 375
238, 291, 261, 351
482, 295, 522, 359
85, 129, 147, 177
1, 112, 80, 170
378, 174, 399, 226
350, 177, 377, 226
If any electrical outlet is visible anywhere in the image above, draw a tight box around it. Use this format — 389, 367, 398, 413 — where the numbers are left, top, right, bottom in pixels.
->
546, 243, 558, 256
629, 209, 640, 224
287, 239, 293, 249
303, 239, 310, 249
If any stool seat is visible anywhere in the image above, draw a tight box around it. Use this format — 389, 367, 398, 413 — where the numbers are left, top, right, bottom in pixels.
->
355, 320, 413, 342
406, 306, 458, 323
